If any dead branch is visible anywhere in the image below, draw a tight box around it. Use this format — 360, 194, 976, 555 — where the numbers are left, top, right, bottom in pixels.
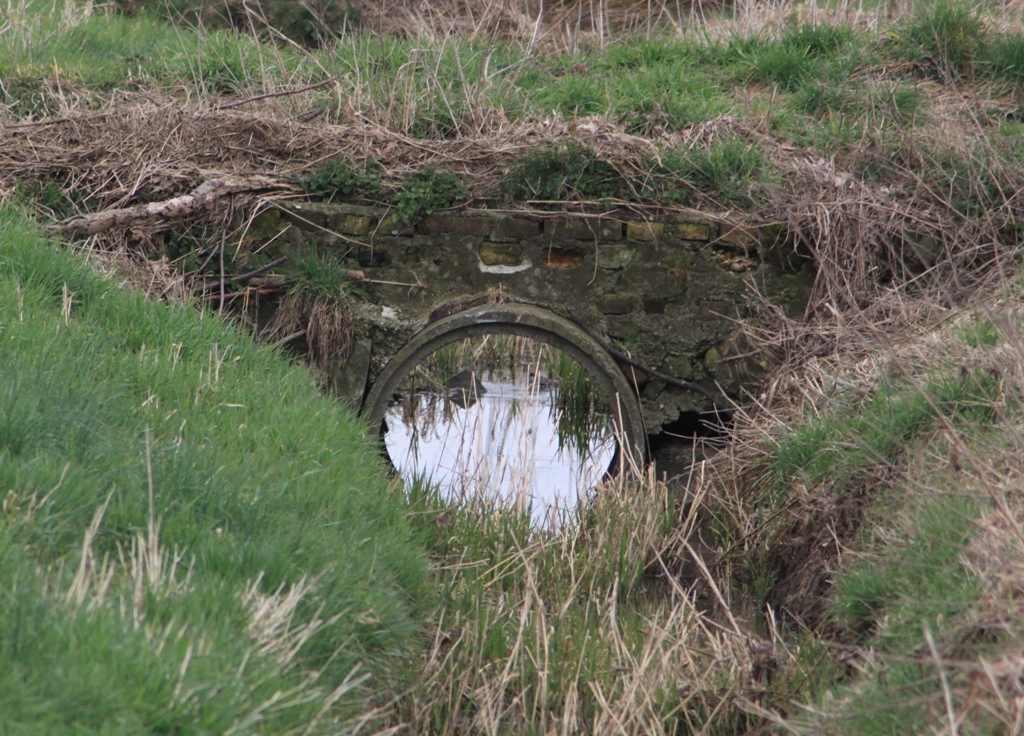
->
214, 79, 335, 111
48, 175, 298, 236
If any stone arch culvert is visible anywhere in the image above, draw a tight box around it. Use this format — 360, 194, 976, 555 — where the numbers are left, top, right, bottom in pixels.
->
249, 201, 817, 475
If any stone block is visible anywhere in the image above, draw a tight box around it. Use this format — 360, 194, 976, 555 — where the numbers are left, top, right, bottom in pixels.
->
626, 221, 664, 241
418, 215, 492, 237
550, 219, 621, 241
719, 223, 757, 246
279, 201, 333, 230
479, 241, 524, 267
672, 221, 712, 241
376, 216, 414, 236
335, 214, 370, 236
661, 354, 694, 381
597, 293, 635, 315
699, 301, 735, 320
542, 247, 586, 268
490, 217, 540, 242
663, 249, 695, 271
597, 244, 636, 270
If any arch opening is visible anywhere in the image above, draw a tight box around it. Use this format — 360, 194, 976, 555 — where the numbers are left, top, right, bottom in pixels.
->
361, 304, 647, 523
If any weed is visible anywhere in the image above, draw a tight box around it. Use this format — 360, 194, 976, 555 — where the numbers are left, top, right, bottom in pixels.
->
983, 32, 1024, 89
393, 167, 468, 225
746, 43, 822, 92
659, 139, 765, 207
301, 157, 381, 201
501, 143, 630, 203
783, 22, 856, 59
895, 0, 989, 82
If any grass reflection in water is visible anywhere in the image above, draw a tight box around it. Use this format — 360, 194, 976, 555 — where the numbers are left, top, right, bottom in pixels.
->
383, 337, 615, 527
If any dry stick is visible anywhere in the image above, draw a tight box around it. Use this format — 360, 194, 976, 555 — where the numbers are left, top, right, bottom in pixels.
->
48, 175, 297, 236
218, 198, 231, 317
562, 308, 732, 410
232, 256, 290, 285
206, 287, 282, 302
291, 108, 325, 123
271, 330, 308, 349
214, 78, 335, 111
2, 110, 110, 132
348, 272, 427, 289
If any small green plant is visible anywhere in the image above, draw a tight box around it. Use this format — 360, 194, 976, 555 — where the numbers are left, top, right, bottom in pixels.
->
501, 143, 630, 203
393, 167, 468, 225
895, 0, 989, 81
782, 22, 856, 58
983, 33, 1024, 88
301, 157, 381, 201
288, 248, 352, 300
659, 139, 765, 207
746, 43, 820, 92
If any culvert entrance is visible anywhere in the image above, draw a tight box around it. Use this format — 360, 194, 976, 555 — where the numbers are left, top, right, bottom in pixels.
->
360, 304, 647, 524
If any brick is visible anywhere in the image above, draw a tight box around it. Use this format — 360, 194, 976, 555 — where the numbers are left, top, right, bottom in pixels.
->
597, 293, 635, 315
550, 219, 621, 241
699, 301, 734, 320
719, 223, 757, 246
542, 247, 585, 268
376, 216, 414, 236
662, 354, 694, 381
279, 201, 332, 230
490, 217, 540, 242
417, 215, 492, 237
479, 241, 524, 267
597, 244, 636, 270
334, 214, 370, 236
626, 221, 664, 241
672, 221, 712, 241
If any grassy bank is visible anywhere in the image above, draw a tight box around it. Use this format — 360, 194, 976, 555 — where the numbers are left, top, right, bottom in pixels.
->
0, 204, 429, 733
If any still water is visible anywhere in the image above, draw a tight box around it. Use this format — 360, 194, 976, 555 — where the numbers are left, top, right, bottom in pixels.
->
384, 367, 616, 527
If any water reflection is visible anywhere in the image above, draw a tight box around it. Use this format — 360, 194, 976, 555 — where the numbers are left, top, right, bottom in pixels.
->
383, 339, 616, 528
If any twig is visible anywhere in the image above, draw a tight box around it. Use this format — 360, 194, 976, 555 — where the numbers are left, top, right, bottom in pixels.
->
214, 78, 334, 111
233, 256, 290, 285
271, 329, 307, 349
348, 272, 427, 289
292, 108, 325, 123
2, 110, 110, 132
206, 287, 282, 302
563, 309, 732, 410
218, 199, 230, 316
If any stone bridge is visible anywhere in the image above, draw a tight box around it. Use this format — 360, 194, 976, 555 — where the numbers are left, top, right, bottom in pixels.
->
250, 201, 815, 455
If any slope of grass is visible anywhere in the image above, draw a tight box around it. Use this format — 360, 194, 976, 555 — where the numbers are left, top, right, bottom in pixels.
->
0, 204, 430, 733
728, 308, 1024, 735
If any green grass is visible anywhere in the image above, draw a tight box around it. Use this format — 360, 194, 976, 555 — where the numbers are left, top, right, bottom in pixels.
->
772, 367, 1000, 494
762, 320, 1019, 735
18, 2, 1024, 211
0, 204, 430, 732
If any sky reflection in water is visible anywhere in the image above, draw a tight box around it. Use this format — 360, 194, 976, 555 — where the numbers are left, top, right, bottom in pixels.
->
384, 370, 616, 528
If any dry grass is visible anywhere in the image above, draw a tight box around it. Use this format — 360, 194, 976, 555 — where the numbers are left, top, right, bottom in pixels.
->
385, 466, 804, 735
2, 86, 1022, 314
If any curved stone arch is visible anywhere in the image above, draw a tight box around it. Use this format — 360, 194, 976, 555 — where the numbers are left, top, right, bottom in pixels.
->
360, 303, 647, 470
